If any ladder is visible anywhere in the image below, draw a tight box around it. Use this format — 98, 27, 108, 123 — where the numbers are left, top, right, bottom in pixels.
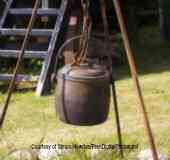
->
0, 0, 68, 96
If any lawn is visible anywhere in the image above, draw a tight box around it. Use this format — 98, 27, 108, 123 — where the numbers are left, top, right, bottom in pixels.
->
0, 26, 170, 160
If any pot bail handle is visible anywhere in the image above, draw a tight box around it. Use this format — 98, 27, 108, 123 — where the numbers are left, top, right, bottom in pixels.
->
51, 35, 84, 83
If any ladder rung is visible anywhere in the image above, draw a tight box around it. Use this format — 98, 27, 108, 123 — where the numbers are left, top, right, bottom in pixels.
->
0, 50, 46, 59
0, 28, 53, 36
0, 74, 39, 82
9, 8, 60, 16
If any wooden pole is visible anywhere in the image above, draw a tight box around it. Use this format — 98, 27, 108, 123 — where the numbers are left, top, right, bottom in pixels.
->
112, 0, 159, 160
99, 0, 124, 157
0, 0, 41, 129
111, 80, 124, 158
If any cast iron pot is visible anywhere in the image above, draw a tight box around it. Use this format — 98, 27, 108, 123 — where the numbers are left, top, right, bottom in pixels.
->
56, 63, 110, 126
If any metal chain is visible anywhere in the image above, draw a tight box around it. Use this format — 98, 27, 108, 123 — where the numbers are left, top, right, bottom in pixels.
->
51, 0, 91, 76
75, 0, 91, 64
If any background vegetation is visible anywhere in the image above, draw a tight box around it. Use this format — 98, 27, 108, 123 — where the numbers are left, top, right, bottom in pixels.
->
0, 1, 170, 159
0, 26, 170, 160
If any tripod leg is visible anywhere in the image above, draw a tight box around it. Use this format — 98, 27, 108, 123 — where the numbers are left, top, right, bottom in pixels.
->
99, 0, 123, 157
112, 0, 159, 160
0, 0, 41, 129
111, 79, 124, 158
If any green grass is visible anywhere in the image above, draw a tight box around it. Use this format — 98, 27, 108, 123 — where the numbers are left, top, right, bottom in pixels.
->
0, 26, 170, 159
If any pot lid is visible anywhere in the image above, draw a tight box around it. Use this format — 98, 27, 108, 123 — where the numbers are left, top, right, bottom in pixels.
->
68, 63, 107, 79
